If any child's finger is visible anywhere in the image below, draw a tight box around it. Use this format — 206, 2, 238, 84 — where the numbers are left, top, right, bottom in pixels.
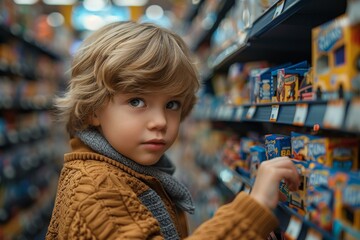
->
260, 159, 300, 184
274, 168, 299, 181
259, 158, 298, 175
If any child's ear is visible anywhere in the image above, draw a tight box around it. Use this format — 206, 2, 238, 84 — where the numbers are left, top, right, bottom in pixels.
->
90, 111, 101, 126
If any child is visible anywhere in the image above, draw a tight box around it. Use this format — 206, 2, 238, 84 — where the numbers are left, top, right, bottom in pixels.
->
46, 21, 299, 239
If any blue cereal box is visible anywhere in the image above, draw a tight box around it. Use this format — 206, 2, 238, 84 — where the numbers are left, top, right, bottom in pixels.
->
249, 145, 267, 184
288, 160, 310, 216
291, 132, 310, 160
259, 63, 291, 103
271, 61, 310, 102
249, 68, 268, 103
331, 173, 360, 239
238, 137, 257, 170
308, 162, 332, 189
264, 134, 291, 160
308, 137, 359, 171
291, 132, 320, 161
307, 186, 334, 231
307, 162, 335, 231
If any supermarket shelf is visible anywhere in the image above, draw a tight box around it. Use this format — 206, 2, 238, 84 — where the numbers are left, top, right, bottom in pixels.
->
190, 0, 236, 51
214, 163, 252, 194
211, 0, 346, 72
0, 126, 51, 148
0, 62, 37, 80
0, 24, 63, 60
193, 99, 360, 135
192, 0, 360, 239
275, 204, 334, 240
214, 163, 335, 240
183, 0, 206, 23
214, 164, 335, 240
0, 98, 53, 111
0, 4, 64, 239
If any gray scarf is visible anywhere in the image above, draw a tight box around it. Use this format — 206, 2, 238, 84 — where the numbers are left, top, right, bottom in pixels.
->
77, 129, 195, 239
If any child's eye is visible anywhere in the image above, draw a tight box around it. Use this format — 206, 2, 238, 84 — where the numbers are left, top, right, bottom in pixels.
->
166, 101, 181, 110
129, 98, 145, 107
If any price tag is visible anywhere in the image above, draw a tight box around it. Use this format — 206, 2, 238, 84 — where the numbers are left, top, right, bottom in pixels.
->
213, 105, 222, 119
273, 0, 285, 19
237, 31, 248, 46
285, 216, 302, 240
305, 229, 322, 240
234, 106, 244, 120
223, 105, 234, 119
216, 105, 234, 120
269, 105, 280, 122
323, 100, 346, 128
293, 103, 308, 126
216, 106, 224, 119
345, 98, 360, 131
246, 106, 256, 119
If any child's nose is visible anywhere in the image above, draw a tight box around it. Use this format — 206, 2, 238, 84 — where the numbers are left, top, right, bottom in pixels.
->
147, 109, 167, 130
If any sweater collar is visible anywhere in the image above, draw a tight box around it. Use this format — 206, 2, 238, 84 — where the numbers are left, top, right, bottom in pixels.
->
75, 128, 194, 214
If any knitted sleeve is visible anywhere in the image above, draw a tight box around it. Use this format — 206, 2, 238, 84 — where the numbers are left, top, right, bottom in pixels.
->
186, 192, 279, 240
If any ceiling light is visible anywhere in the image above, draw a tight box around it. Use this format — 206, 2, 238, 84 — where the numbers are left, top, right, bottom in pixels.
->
47, 12, 65, 27
13, 0, 38, 4
113, 0, 148, 6
83, 0, 108, 11
83, 15, 106, 31
43, 0, 76, 5
145, 5, 163, 20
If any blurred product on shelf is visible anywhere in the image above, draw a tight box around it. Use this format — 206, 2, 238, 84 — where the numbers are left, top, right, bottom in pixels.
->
208, 0, 278, 66
271, 61, 310, 103
211, 61, 269, 105
183, 0, 223, 50
249, 144, 266, 184
291, 132, 359, 171
183, 0, 360, 237
312, 14, 360, 101
258, 62, 292, 103
187, 123, 360, 238
265, 134, 291, 159
228, 61, 269, 105
0, 1, 67, 239
298, 67, 314, 101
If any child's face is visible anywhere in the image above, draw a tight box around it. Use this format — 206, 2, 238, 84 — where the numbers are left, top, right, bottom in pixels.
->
92, 92, 183, 165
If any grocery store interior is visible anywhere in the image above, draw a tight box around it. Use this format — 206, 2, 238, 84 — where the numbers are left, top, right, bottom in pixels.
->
1, 0, 360, 239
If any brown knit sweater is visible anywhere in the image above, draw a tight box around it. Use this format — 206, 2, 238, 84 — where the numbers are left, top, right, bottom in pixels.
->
46, 138, 279, 239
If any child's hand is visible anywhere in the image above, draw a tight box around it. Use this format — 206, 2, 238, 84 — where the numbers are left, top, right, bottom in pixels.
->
250, 157, 299, 210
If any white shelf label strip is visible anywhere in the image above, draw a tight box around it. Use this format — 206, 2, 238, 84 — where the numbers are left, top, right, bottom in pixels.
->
293, 103, 308, 126
323, 100, 346, 129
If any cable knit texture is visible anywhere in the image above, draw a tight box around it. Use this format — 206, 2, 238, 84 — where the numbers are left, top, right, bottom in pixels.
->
46, 137, 279, 240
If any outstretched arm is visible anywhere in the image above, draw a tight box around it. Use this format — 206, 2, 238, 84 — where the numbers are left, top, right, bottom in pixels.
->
187, 157, 299, 240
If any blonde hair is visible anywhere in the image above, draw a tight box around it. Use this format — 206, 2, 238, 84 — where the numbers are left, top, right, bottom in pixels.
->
55, 21, 200, 136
